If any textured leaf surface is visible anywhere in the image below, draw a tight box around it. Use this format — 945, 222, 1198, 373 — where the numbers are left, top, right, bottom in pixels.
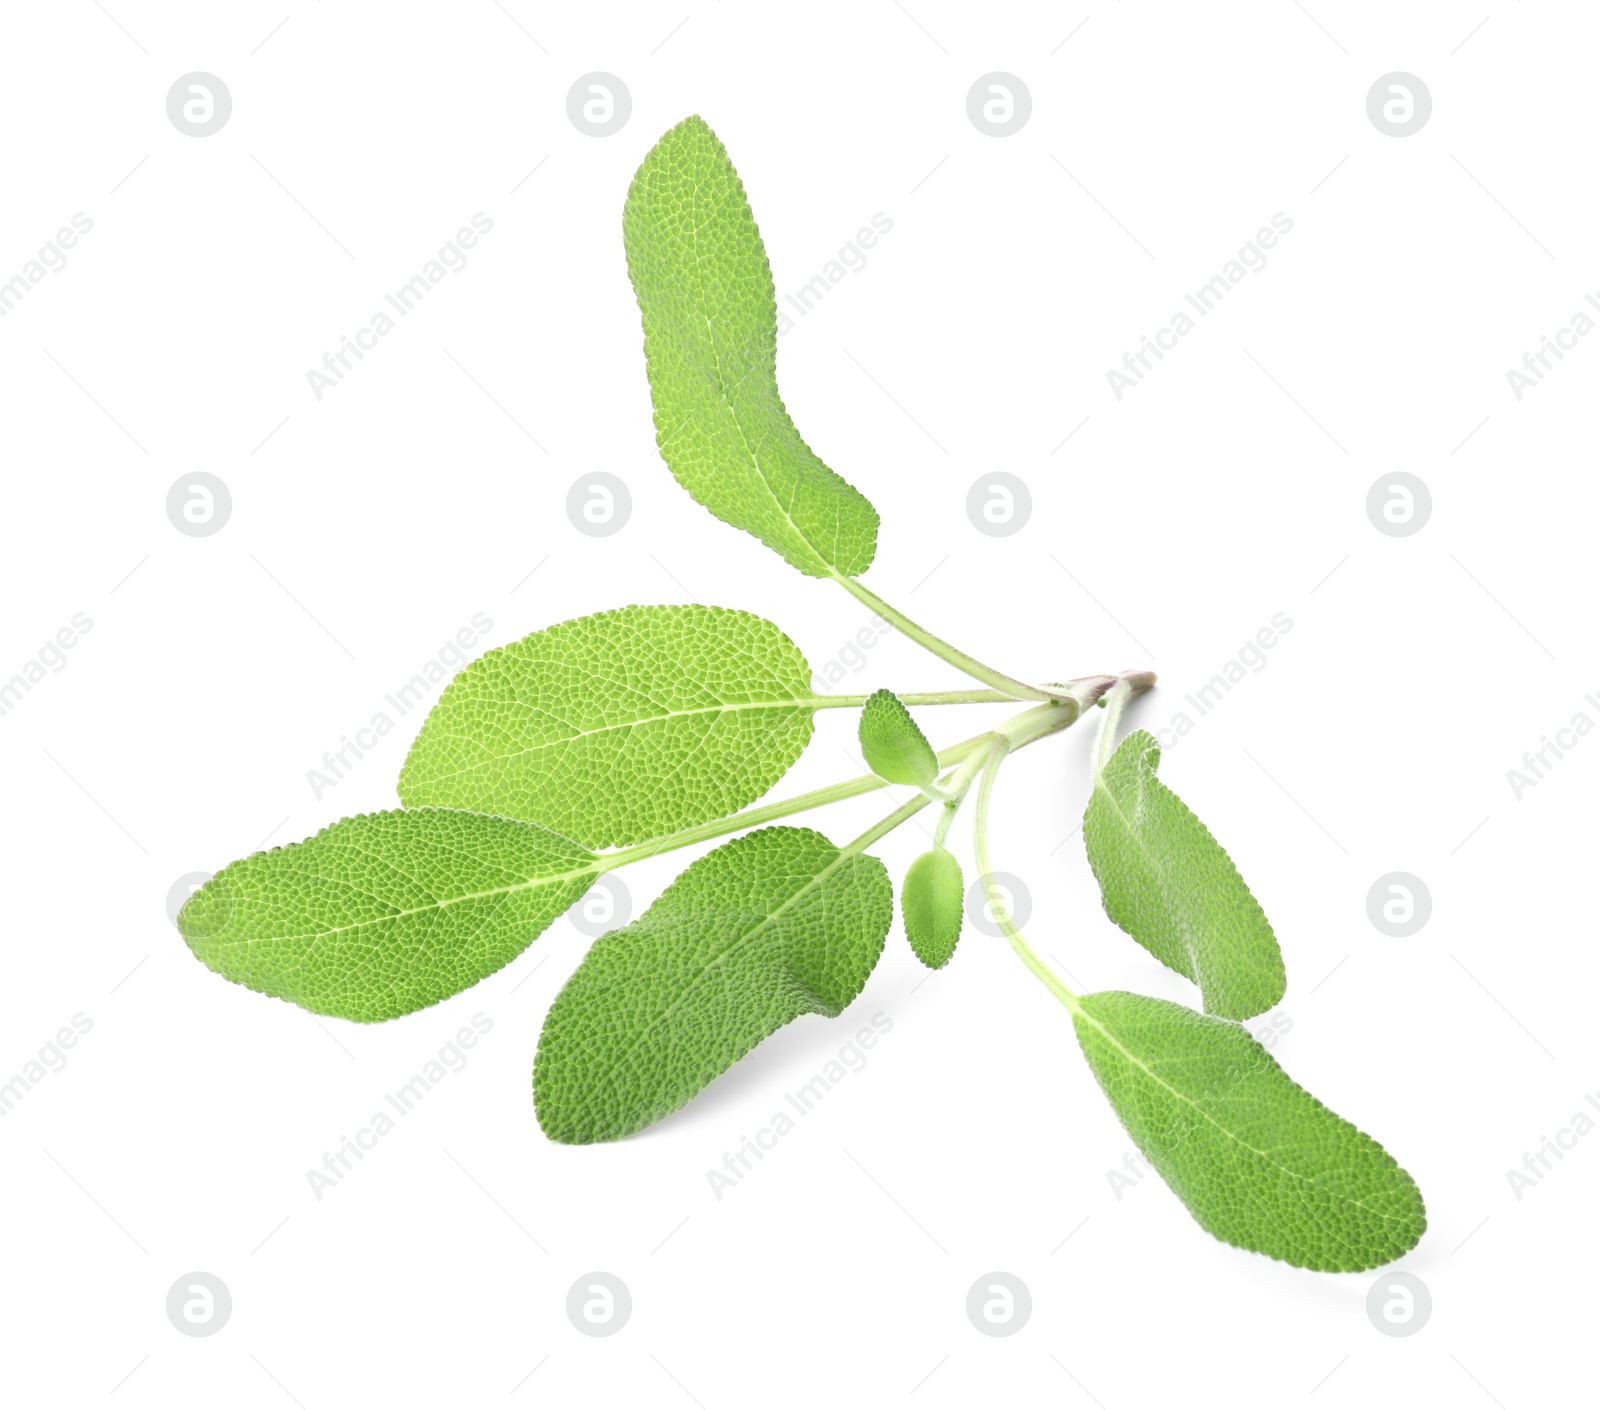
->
1072, 991, 1425, 1271
859, 689, 937, 787
400, 605, 820, 849
534, 826, 891, 1143
901, 848, 963, 969
623, 115, 879, 577
179, 809, 596, 1022
1083, 729, 1285, 1020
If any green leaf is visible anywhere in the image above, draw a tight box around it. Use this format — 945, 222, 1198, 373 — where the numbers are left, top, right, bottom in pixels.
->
1073, 991, 1425, 1271
534, 825, 891, 1143
858, 688, 937, 786
179, 808, 597, 1022
623, 115, 879, 578
901, 848, 963, 969
400, 604, 822, 850
1083, 729, 1285, 1020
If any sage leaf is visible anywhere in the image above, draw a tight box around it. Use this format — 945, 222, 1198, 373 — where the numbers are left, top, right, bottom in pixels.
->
902, 848, 963, 969
858, 688, 937, 787
534, 825, 891, 1143
1072, 990, 1426, 1271
1083, 729, 1285, 1020
400, 604, 821, 849
623, 115, 880, 577
179, 808, 597, 1022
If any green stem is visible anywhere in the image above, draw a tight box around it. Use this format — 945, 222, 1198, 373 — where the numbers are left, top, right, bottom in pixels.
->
1093, 677, 1133, 774
832, 575, 1060, 703
972, 738, 1081, 1013
925, 741, 990, 804
843, 793, 933, 854
598, 768, 912, 874
596, 696, 1085, 876
816, 688, 1017, 708
848, 697, 1090, 858
1091, 671, 1158, 774
972, 670, 1156, 1011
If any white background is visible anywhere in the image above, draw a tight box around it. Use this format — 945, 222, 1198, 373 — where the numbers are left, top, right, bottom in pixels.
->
2, 2, 1595, 1405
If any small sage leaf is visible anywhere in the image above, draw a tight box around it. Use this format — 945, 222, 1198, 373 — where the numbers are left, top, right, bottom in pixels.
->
858, 688, 937, 787
902, 848, 963, 968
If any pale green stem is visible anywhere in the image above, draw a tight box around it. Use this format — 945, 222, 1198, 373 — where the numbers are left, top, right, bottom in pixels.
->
1093, 677, 1134, 775
816, 688, 1016, 708
923, 735, 994, 804
597, 697, 1085, 876
847, 699, 1087, 856
974, 672, 1155, 1010
972, 738, 1081, 1013
832, 574, 1060, 703
843, 793, 933, 854
1091, 671, 1157, 774
596, 751, 962, 874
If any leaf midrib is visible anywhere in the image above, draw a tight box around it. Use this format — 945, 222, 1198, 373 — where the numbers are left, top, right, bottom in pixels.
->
1075, 1003, 1417, 1230
211, 854, 601, 949
415, 695, 823, 783
587, 843, 860, 1096
671, 131, 832, 573
1092, 767, 1204, 985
